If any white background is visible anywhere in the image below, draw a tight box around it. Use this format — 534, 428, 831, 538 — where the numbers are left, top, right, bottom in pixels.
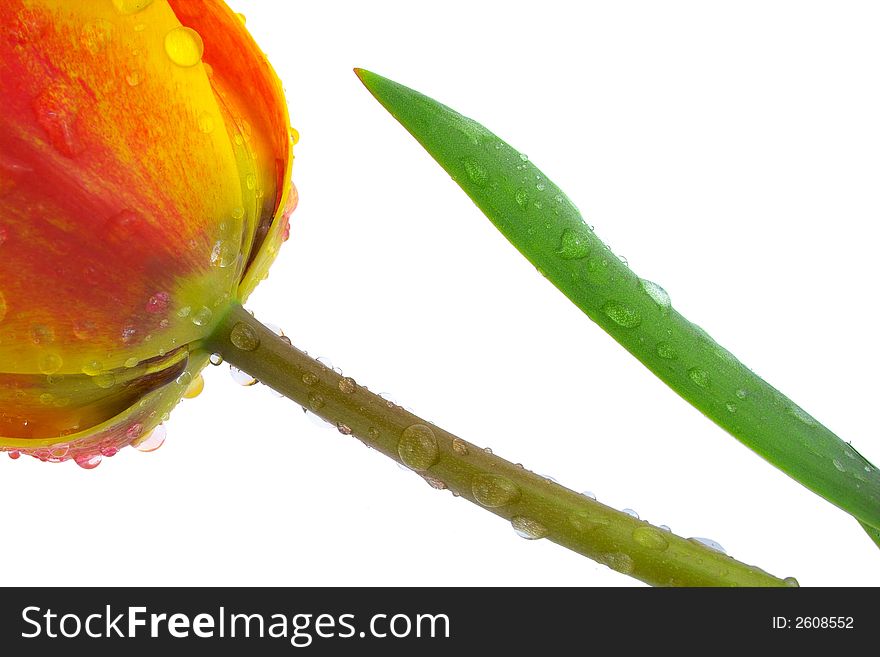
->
2, 0, 879, 587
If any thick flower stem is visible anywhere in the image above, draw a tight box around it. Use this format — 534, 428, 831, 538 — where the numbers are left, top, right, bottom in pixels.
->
206, 302, 794, 587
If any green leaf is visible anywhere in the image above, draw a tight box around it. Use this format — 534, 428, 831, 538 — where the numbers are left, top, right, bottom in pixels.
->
355, 68, 880, 536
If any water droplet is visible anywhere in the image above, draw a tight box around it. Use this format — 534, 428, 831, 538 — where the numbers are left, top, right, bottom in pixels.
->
183, 374, 204, 399
191, 306, 212, 327
655, 341, 677, 360
471, 474, 520, 507
688, 367, 710, 388
535, 182, 546, 192
483, 447, 493, 455
81, 360, 102, 376
519, 153, 529, 162
39, 393, 54, 405
622, 508, 640, 519
511, 517, 549, 540
164, 27, 204, 67
38, 353, 63, 375
125, 70, 141, 86
307, 391, 325, 410
569, 509, 611, 532
30, 324, 54, 344
602, 301, 642, 328
735, 388, 749, 400
8, 451, 20, 460
120, 325, 137, 344
783, 576, 799, 587
94, 373, 116, 389
640, 279, 671, 312
337, 423, 352, 436
515, 187, 530, 209
176, 306, 192, 318
601, 552, 635, 575
832, 459, 845, 472
556, 227, 591, 260
112, 0, 154, 14
246, 173, 256, 190
462, 158, 488, 186
302, 372, 318, 386
338, 377, 357, 394
451, 438, 469, 455
197, 112, 215, 134
397, 424, 439, 471
659, 524, 672, 532
290, 127, 300, 145
725, 401, 738, 413
230, 321, 260, 351
423, 475, 446, 490
632, 526, 669, 551
689, 537, 726, 554
210, 240, 236, 268
135, 424, 166, 452
367, 427, 381, 440
230, 366, 257, 387
74, 453, 102, 470
789, 405, 817, 427
581, 490, 597, 500
145, 291, 170, 314
209, 353, 224, 366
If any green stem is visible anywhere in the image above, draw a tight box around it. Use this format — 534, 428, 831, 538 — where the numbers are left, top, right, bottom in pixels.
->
206, 302, 793, 587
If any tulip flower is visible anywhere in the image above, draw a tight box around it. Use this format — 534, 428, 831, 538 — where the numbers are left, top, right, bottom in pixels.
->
0, 0, 800, 587
0, 0, 296, 466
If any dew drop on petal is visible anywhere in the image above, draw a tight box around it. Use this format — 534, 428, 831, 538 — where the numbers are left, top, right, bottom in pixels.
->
38, 353, 63, 375
622, 508, 640, 519
209, 353, 224, 366
135, 424, 167, 452
191, 306, 212, 327
112, 0, 154, 14
81, 360, 102, 376
197, 112, 215, 134
183, 374, 205, 399
74, 453, 102, 470
93, 373, 117, 389
164, 27, 204, 67
145, 291, 170, 314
